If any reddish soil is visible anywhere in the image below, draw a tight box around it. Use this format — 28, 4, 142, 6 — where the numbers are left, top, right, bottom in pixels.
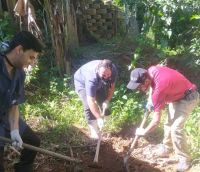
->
33, 136, 162, 172
5, 123, 199, 172
31, 124, 199, 172
31, 126, 173, 172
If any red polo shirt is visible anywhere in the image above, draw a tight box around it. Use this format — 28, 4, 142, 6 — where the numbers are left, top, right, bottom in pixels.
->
148, 65, 196, 112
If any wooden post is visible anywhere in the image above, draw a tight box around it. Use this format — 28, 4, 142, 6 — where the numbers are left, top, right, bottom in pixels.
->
43, 0, 79, 76
6, 0, 16, 13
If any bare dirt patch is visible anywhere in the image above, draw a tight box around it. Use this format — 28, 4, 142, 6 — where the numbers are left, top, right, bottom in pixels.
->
31, 124, 199, 172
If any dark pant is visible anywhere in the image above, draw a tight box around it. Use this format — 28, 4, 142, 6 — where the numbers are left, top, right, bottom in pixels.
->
77, 87, 110, 123
0, 117, 40, 172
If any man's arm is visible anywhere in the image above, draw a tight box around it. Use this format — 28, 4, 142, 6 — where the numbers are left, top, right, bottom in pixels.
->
87, 96, 101, 119
8, 105, 19, 130
147, 87, 153, 104
8, 105, 23, 148
106, 83, 115, 101
146, 87, 154, 111
144, 111, 161, 134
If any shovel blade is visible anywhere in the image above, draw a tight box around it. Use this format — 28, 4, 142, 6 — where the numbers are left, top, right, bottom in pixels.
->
123, 155, 129, 164
123, 155, 130, 172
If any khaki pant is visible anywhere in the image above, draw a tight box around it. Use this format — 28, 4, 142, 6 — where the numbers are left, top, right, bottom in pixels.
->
163, 90, 199, 161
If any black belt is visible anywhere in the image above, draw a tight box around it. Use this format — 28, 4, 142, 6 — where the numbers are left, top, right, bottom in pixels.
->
183, 89, 197, 100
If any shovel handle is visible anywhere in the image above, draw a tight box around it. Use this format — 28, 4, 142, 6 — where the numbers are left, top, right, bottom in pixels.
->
0, 136, 82, 163
93, 106, 105, 163
139, 110, 149, 128
128, 110, 150, 154
93, 133, 101, 163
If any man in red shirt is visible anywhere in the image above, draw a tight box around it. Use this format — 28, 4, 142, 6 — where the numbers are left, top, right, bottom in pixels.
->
127, 66, 199, 172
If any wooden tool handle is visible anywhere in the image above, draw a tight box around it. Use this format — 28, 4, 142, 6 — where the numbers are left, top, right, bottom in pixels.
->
0, 136, 82, 163
128, 110, 150, 154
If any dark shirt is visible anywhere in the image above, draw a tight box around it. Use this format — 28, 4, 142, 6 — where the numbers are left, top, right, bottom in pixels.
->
74, 60, 117, 97
0, 53, 25, 115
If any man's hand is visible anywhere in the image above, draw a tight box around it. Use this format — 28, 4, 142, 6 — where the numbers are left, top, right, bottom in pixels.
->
102, 100, 109, 110
10, 129, 23, 149
97, 118, 104, 130
146, 101, 154, 111
135, 127, 146, 136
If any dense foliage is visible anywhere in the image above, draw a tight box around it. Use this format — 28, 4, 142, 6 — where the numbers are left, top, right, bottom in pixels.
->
114, 0, 200, 54
0, 12, 16, 41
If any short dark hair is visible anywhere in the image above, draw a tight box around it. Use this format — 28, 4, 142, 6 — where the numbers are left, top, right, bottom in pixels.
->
6, 31, 43, 53
98, 59, 113, 71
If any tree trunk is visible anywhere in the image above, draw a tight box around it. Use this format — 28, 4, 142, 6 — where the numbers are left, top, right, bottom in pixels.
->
44, 0, 79, 76
6, 0, 16, 13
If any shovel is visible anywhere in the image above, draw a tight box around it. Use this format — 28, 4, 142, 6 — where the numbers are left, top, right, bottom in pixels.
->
88, 107, 106, 168
123, 110, 150, 172
0, 136, 82, 163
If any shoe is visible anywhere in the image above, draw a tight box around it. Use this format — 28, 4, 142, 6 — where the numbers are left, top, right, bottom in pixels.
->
154, 144, 171, 158
176, 157, 191, 172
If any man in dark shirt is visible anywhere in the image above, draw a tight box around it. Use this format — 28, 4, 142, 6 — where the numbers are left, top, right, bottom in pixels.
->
74, 59, 117, 139
0, 31, 43, 172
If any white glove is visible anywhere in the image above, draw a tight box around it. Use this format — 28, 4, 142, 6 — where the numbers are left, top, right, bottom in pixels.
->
10, 129, 23, 149
146, 101, 154, 111
97, 118, 104, 131
102, 100, 109, 110
135, 127, 146, 136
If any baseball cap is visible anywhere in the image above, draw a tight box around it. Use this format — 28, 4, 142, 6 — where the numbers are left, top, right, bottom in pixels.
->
127, 68, 147, 90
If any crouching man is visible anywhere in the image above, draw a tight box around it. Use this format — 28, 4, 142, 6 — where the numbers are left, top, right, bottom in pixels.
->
127, 66, 199, 172
74, 59, 117, 139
